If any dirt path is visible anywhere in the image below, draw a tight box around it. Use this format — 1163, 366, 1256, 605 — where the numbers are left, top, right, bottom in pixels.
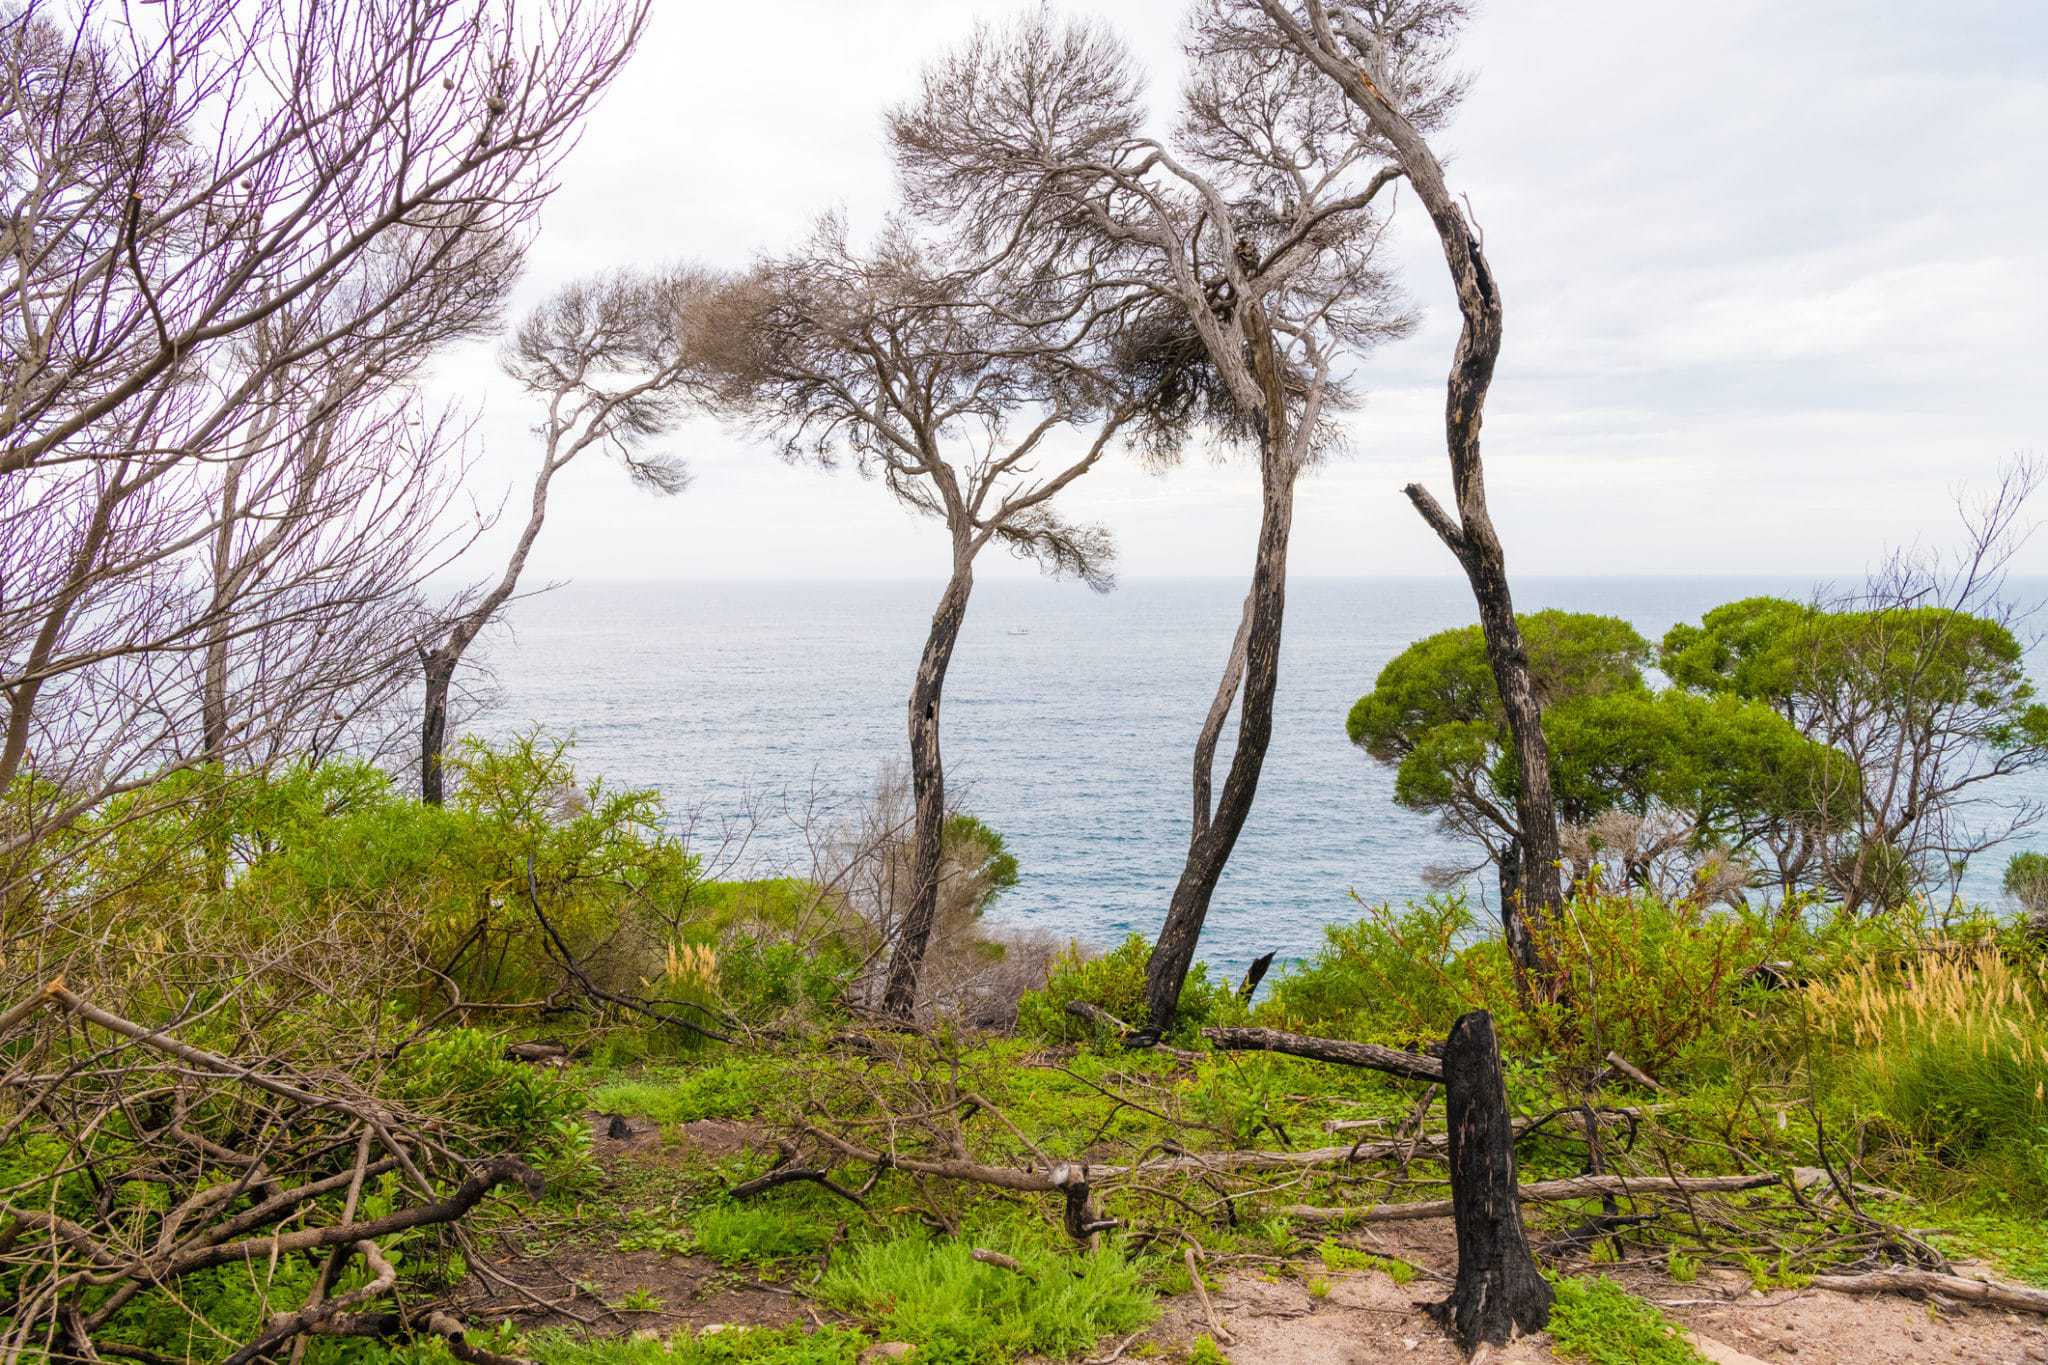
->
1139, 1259, 2048, 1365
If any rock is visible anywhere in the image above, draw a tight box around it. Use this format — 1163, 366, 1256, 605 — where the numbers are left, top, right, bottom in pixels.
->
1687, 1334, 1776, 1365
859, 1345, 913, 1364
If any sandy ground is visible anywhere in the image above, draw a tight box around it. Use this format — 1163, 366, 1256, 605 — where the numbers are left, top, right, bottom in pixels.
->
1134, 1261, 2048, 1365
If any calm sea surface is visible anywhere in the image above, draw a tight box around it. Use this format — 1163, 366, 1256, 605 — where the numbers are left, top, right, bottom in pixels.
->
484, 577, 2045, 978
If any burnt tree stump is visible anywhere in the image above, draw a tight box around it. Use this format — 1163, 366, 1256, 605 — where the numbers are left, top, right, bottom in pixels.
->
1433, 1009, 1552, 1353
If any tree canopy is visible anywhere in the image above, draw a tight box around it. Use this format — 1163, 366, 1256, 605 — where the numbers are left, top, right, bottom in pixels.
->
1347, 610, 1850, 900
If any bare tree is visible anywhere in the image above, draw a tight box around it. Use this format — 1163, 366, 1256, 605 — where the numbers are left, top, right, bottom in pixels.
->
0, 0, 647, 884
710, 217, 1142, 1021
1250, 0, 1562, 979
419, 268, 714, 805
888, 7, 1416, 1029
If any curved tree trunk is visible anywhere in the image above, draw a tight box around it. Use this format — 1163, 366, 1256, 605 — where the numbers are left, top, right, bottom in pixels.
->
1144, 441, 1299, 1030
881, 564, 975, 1020
419, 442, 560, 806
1256, 4, 1562, 988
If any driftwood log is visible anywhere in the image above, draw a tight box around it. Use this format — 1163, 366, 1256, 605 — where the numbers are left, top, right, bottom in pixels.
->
1433, 1010, 1553, 1352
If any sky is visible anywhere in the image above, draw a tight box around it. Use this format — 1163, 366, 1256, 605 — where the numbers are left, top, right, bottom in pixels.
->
427, 0, 2048, 585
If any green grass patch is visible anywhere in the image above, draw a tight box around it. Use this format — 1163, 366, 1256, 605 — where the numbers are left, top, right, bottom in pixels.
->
1547, 1275, 1705, 1365
816, 1231, 1154, 1363
523, 1324, 867, 1364
585, 1054, 795, 1125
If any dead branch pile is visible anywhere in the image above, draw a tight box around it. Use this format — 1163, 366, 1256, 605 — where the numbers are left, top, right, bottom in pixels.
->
0, 980, 545, 1365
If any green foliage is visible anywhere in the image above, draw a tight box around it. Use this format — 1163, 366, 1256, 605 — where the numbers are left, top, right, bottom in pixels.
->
1185, 1336, 1232, 1365
816, 1231, 1154, 1363
393, 1028, 591, 1176
518, 1324, 868, 1365
2005, 851, 2048, 918
1546, 1275, 1705, 1365
1806, 945, 2048, 1214
1016, 935, 1236, 1043
587, 1054, 799, 1124
1346, 609, 1842, 890
944, 813, 1021, 913
689, 1204, 835, 1266
1261, 897, 1491, 1042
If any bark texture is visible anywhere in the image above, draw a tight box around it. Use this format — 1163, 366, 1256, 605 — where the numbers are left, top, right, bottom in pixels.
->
1258, 2, 1563, 981
1435, 1009, 1552, 1352
881, 565, 974, 1018
1143, 438, 1298, 1029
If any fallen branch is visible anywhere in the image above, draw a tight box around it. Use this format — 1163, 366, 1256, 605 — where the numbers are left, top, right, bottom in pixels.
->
1275, 1170, 1783, 1223
1203, 1026, 1443, 1083
1064, 1002, 1202, 1063
1807, 1269, 2048, 1316
1184, 1247, 1234, 1345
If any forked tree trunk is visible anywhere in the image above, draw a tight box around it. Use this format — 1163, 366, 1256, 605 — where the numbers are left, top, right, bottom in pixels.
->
1435, 1009, 1552, 1353
1144, 440, 1299, 1030
1259, 4, 1564, 986
880, 563, 974, 1020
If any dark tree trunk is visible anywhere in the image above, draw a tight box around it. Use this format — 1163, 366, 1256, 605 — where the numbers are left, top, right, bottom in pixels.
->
420, 649, 457, 806
1256, 6, 1564, 989
880, 564, 974, 1020
1144, 440, 1298, 1031
1434, 1009, 1552, 1353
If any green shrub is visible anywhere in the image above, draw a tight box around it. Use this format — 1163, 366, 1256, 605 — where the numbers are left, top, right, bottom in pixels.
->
1016, 934, 1236, 1044
689, 1204, 835, 1266
1260, 896, 1491, 1042
393, 1027, 591, 1179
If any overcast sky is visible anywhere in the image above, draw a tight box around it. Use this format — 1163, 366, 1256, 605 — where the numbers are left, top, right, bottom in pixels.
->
429, 0, 2047, 585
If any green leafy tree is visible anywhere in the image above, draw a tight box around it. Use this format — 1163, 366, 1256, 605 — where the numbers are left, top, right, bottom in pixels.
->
1348, 611, 1847, 903
1663, 596, 2048, 909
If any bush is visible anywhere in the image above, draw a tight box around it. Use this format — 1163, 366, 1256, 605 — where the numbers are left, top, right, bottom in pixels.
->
1016, 934, 1236, 1044
1260, 896, 1493, 1042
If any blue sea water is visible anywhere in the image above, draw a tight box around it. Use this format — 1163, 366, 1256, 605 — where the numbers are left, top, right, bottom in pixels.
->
485, 576, 2044, 979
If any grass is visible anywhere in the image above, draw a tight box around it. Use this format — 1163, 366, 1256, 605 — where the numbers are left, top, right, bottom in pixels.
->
815, 1231, 1155, 1363
518, 1325, 868, 1364
1546, 1275, 1706, 1365
1806, 946, 2048, 1212
587, 1054, 800, 1125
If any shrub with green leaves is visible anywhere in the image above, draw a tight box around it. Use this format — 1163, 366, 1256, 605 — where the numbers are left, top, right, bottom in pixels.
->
1016, 934, 1237, 1043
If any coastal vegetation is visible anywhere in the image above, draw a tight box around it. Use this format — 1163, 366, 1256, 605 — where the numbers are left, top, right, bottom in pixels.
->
3, 1, 2044, 1363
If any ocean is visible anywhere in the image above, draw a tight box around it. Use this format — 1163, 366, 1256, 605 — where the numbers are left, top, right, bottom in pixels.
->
483, 576, 2042, 979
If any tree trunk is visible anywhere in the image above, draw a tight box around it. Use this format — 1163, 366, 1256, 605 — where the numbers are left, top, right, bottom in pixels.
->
1434, 1009, 1552, 1353
420, 649, 458, 806
1144, 441, 1299, 1031
1256, 5, 1563, 987
880, 564, 975, 1020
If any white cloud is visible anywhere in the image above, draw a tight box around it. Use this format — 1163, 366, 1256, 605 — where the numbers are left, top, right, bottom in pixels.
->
424, 0, 2047, 586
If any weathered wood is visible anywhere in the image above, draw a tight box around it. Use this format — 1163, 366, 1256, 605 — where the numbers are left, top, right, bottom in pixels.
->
1145, 433, 1301, 1030
1808, 1269, 2048, 1316
1435, 1010, 1552, 1353
1204, 1025, 1443, 1083
1276, 1170, 1782, 1224
881, 565, 974, 1019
